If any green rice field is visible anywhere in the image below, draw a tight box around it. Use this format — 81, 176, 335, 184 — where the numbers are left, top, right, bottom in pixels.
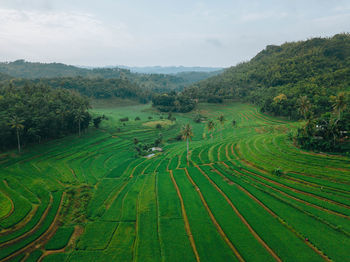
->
0, 102, 349, 261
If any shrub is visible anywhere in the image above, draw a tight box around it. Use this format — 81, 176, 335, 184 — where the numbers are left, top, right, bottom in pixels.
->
93, 117, 103, 128
119, 117, 129, 122
135, 116, 141, 121
273, 168, 284, 176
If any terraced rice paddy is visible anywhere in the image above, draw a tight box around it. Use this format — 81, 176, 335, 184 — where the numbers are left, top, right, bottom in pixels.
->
0, 102, 349, 261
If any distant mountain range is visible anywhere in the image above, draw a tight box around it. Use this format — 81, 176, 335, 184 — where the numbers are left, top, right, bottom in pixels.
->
115, 66, 224, 74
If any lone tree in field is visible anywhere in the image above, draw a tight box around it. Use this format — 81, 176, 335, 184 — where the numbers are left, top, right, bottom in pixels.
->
297, 96, 311, 120
9, 115, 24, 153
232, 120, 236, 127
181, 123, 193, 164
217, 114, 226, 139
207, 120, 215, 139
332, 92, 348, 119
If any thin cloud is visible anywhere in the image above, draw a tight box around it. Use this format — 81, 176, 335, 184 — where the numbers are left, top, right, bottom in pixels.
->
0, 8, 133, 63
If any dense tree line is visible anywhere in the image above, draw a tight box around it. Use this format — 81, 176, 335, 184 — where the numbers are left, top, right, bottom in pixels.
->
295, 92, 349, 153
152, 92, 196, 113
184, 34, 350, 119
0, 83, 91, 151
3, 77, 150, 103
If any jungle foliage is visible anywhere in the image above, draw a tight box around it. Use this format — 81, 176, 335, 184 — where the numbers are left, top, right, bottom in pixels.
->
0, 83, 91, 150
184, 34, 350, 119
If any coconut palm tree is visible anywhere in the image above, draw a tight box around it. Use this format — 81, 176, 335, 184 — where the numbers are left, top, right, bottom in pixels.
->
297, 96, 311, 120
332, 92, 347, 119
75, 110, 86, 137
217, 114, 226, 138
9, 115, 24, 153
206, 120, 215, 139
181, 124, 194, 164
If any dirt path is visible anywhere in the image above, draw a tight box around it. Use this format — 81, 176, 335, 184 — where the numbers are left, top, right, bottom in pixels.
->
195, 166, 280, 262
233, 147, 350, 210
220, 162, 350, 220
38, 225, 84, 262
183, 168, 245, 262
0, 195, 53, 248
169, 170, 200, 262
1, 192, 66, 262
0, 181, 15, 223
210, 166, 332, 262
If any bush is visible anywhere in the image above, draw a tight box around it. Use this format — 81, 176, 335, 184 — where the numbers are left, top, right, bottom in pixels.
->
119, 117, 129, 122
93, 117, 103, 128
156, 124, 162, 129
135, 116, 141, 121
207, 96, 223, 103
273, 168, 284, 177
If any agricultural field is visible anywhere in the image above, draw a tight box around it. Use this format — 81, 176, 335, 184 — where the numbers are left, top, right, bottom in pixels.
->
0, 102, 349, 262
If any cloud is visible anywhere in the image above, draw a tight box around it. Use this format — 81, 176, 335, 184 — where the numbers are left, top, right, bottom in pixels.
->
205, 38, 223, 47
0, 8, 133, 64
0, 0, 54, 10
240, 11, 288, 22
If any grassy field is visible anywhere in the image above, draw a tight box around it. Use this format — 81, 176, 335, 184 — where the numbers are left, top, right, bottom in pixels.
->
0, 101, 349, 261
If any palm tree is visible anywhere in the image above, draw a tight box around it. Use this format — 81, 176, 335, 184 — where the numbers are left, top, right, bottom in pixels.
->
75, 110, 86, 137
206, 120, 215, 139
217, 114, 226, 138
181, 124, 194, 164
332, 92, 347, 119
297, 96, 311, 120
9, 115, 24, 153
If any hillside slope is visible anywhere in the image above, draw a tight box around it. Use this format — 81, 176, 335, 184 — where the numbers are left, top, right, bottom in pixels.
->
184, 33, 350, 119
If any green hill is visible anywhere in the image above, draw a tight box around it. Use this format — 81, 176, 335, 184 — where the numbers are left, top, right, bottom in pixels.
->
0, 60, 221, 94
184, 33, 350, 119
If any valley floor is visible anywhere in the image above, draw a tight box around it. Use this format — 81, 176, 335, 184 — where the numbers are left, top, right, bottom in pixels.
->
0, 103, 350, 262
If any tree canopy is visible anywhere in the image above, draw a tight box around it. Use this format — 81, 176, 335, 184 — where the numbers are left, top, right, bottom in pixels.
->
184, 33, 350, 119
0, 83, 91, 151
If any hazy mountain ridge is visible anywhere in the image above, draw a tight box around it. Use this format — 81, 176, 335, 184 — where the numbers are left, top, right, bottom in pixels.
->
115, 65, 224, 74
0, 60, 222, 93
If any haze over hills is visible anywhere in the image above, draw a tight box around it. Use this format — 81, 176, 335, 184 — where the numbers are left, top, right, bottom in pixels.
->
115, 66, 224, 74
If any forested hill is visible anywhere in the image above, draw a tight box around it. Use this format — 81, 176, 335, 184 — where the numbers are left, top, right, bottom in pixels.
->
0, 60, 221, 93
184, 33, 350, 119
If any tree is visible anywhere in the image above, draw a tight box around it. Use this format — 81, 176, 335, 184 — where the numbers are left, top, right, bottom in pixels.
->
297, 96, 311, 120
9, 115, 24, 153
232, 120, 237, 127
75, 109, 86, 137
332, 92, 348, 119
217, 114, 226, 138
207, 120, 215, 139
181, 124, 194, 164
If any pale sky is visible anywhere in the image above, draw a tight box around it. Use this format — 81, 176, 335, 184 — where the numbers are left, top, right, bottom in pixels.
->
0, 0, 349, 67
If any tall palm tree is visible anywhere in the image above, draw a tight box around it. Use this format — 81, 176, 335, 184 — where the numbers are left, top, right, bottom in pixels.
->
217, 114, 226, 138
181, 124, 194, 164
9, 115, 24, 153
297, 96, 311, 120
332, 92, 347, 119
75, 110, 86, 137
207, 120, 215, 139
